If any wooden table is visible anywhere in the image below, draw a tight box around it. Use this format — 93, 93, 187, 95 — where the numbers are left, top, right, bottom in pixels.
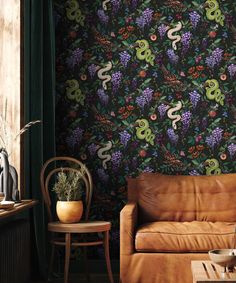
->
192, 261, 236, 282
0, 199, 37, 219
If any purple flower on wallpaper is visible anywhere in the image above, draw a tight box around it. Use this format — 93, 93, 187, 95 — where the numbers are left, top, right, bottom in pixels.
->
135, 17, 145, 29
181, 111, 192, 131
111, 151, 122, 170
66, 127, 84, 149
167, 128, 179, 144
143, 167, 154, 173
135, 96, 146, 109
228, 143, 236, 158
181, 32, 192, 52
143, 8, 154, 24
213, 48, 224, 64
228, 64, 236, 78
205, 48, 224, 69
131, 0, 139, 9
189, 90, 201, 108
119, 130, 131, 147
136, 8, 153, 29
97, 168, 109, 184
201, 117, 208, 130
88, 64, 97, 78
189, 11, 201, 29
158, 24, 168, 39
72, 48, 84, 65
97, 9, 109, 24
212, 127, 223, 143
119, 51, 131, 67
206, 127, 223, 149
201, 38, 208, 50
131, 78, 137, 90
135, 88, 154, 109
88, 143, 98, 156
189, 170, 200, 176
166, 49, 179, 65
111, 71, 122, 92
111, 0, 121, 14
143, 87, 153, 102
97, 89, 109, 105
158, 104, 169, 119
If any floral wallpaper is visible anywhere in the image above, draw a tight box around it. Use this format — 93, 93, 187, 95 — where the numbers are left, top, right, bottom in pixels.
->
54, 0, 236, 257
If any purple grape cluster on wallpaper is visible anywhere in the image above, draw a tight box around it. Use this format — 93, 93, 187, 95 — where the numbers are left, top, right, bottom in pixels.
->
55, 0, 236, 257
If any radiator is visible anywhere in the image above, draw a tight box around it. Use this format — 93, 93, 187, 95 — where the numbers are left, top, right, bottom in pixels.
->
0, 219, 30, 283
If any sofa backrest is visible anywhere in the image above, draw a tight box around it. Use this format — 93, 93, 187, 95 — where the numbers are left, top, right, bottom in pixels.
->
127, 173, 236, 223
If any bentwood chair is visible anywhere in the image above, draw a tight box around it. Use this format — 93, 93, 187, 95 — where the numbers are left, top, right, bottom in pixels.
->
40, 156, 114, 283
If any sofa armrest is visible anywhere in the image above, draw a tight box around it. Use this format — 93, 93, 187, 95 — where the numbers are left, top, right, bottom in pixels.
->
120, 201, 137, 255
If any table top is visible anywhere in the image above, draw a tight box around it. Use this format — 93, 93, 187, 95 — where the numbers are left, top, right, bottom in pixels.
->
192, 261, 236, 282
0, 199, 37, 220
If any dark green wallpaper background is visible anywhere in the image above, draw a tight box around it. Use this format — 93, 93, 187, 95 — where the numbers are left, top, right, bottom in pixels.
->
54, 0, 236, 257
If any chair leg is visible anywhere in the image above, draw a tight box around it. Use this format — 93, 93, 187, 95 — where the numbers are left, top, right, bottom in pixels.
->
64, 233, 71, 283
104, 230, 114, 283
48, 243, 55, 281
83, 246, 90, 283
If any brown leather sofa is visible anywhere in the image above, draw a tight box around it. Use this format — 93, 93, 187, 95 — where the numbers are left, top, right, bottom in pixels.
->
120, 173, 236, 283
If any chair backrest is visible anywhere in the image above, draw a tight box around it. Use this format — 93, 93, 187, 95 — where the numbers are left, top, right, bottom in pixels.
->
127, 172, 236, 223
40, 156, 93, 222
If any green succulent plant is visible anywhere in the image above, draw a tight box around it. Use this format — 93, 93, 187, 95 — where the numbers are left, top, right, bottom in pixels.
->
52, 169, 84, 201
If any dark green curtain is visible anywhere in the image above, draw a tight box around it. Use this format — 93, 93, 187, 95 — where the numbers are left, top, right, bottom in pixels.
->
24, 0, 55, 278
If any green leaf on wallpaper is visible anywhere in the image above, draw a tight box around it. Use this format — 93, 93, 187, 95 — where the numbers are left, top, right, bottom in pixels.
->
142, 158, 152, 164
143, 78, 152, 85
188, 136, 195, 144
192, 1, 199, 7
122, 120, 130, 127
214, 38, 222, 44
166, 143, 171, 150
212, 118, 221, 124
122, 41, 130, 47
192, 160, 200, 166
192, 80, 200, 86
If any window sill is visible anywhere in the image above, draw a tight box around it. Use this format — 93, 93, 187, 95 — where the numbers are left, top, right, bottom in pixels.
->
0, 199, 38, 220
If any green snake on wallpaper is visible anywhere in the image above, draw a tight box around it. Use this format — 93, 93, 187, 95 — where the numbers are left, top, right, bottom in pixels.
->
205, 0, 225, 26
97, 61, 113, 90
135, 40, 155, 66
66, 0, 85, 26
205, 158, 222, 175
167, 101, 182, 130
205, 79, 225, 106
66, 79, 85, 105
97, 141, 112, 170
167, 22, 182, 51
135, 119, 155, 145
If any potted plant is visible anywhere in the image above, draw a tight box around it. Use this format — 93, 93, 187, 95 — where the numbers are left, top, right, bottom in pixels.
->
52, 169, 84, 223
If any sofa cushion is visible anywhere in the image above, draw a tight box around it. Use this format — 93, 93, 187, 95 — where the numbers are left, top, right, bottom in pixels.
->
135, 221, 236, 252
128, 173, 236, 223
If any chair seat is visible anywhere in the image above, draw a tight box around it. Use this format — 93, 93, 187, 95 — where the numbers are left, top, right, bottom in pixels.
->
48, 220, 111, 233
135, 221, 236, 252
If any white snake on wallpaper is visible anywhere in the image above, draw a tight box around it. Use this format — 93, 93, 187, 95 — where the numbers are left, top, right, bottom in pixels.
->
167, 21, 182, 50
97, 141, 112, 170
102, 0, 111, 10
97, 61, 113, 90
167, 101, 182, 130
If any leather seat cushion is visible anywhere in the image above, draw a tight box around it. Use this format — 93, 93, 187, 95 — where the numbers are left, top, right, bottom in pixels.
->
135, 221, 236, 252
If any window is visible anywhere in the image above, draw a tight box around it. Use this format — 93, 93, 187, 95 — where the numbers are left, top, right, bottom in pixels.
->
0, 1, 22, 192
